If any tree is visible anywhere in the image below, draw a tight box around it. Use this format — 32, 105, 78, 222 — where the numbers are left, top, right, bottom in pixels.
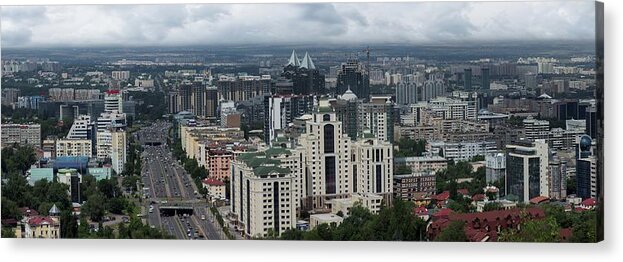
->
498, 216, 560, 242
434, 221, 468, 242
82, 193, 107, 222
483, 202, 502, 212
1, 198, 21, 220
1, 227, 16, 238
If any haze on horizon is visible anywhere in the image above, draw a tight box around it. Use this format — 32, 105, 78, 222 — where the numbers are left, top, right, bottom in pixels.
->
0, 1, 596, 48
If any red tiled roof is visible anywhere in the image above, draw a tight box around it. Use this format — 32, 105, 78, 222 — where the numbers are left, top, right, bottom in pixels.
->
19, 207, 39, 217
202, 178, 225, 186
429, 207, 546, 242
27, 216, 56, 226
581, 198, 596, 206
413, 206, 429, 216
457, 189, 469, 196
434, 191, 450, 201
472, 194, 486, 201
432, 208, 453, 220
529, 196, 550, 204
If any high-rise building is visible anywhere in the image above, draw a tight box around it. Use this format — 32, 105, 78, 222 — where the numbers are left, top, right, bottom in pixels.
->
585, 105, 597, 139
1, 88, 20, 106
576, 135, 596, 199
56, 139, 92, 157
332, 89, 360, 140
396, 82, 418, 105
168, 91, 180, 114
104, 90, 123, 113
485, 152, 506, 184
216, 75, 271, 102
336, 60, 369, 101
523, 116, 550, 141
1, 124, 41, 149
231, 148, 298, 238
297, 107, 353, 209
180, 83, 193, 112
281, 50, 325, 95
110, 128, 127, 175
359, 96, 394, 142
206, 86, 219, 118
548, 156, 567, 200
351, 136, 393, 198
67, 115, 95, 140
264, 94, 315, 144
505, 139, 549, 203
191, 83, 207, 117
463, 68, 472, 90
111, 71, 130, 81
421, 79, 445, 102
481, 67, 490, 90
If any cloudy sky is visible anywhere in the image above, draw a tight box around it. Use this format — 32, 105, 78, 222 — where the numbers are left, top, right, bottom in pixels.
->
0, 1, 596, 48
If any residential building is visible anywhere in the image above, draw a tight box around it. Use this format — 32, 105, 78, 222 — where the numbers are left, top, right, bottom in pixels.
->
296, 107, 353, 210
202, 178, 226, 199
264, 94, 315, 144
111, 70, 130, 81
393, 172, 436, 200
395, 156, 447, 173
548, 156, 567, 200
15, 205, 61, 239
359, 96, 394, 142
230, 148, 297, 238
429, 141, 496, 161
351, 136, 393, 197
1, 123, 41, 148
56, 139, 92, 157
328, 192, 384, 215
523, 116, 550, 141
206, 149, 233, 181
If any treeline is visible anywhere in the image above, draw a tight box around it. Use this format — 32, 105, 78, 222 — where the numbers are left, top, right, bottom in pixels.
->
121, 136, 143, 193
171, 138, 208, 196
265, 199, 427, 241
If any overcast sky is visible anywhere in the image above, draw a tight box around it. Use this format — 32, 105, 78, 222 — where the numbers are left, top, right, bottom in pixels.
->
0, 1, 596, 48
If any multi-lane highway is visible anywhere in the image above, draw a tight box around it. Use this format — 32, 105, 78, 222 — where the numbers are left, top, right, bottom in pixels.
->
135, 121, 224, 240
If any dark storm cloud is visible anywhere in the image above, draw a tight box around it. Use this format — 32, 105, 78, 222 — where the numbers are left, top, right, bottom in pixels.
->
0, 1, 596, 48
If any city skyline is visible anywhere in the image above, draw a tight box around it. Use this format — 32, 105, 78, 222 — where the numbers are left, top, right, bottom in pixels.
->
1, 1, 596, 48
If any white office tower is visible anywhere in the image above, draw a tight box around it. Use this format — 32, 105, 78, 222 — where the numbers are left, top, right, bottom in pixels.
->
505, 139, 549, 203
297, 102, 353, 210
104, 90, 123, 113
231, 148, 298, 238
110, 129, 127, 175
351, 135, 393, 200
67, 115, 93, 140
96, 111, 126, 161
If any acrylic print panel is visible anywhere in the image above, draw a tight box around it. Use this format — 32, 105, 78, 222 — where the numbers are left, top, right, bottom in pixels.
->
0, 1, 604, 243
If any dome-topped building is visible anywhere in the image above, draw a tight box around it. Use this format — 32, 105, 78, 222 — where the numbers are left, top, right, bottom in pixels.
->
340, 86, 358, 101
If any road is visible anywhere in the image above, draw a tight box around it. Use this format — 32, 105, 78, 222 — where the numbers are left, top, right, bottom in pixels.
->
135, 120, 224, 240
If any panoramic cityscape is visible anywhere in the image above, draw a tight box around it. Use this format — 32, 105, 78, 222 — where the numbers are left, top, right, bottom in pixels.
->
0, 2, 603, 242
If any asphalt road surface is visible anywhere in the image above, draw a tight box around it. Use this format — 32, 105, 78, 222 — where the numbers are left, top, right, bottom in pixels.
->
136, 121, 224, 240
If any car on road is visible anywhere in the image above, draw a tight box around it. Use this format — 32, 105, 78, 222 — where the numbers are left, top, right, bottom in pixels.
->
201, 215, 206, 220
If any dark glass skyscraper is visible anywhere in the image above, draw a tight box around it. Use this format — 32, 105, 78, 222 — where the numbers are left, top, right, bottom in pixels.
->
336, 60, 369, 101
481, 67, 490, 90
464, 68, 472, 90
